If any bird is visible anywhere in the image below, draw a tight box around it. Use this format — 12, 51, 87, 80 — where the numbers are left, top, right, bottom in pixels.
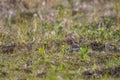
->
71, 43, 80, 51
65, 33, 80, 51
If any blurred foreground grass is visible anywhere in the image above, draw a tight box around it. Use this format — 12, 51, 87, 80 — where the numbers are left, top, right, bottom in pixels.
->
0, 0, 120, 80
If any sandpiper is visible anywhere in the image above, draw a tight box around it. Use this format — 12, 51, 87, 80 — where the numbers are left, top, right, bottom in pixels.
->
65, 33, 80, 51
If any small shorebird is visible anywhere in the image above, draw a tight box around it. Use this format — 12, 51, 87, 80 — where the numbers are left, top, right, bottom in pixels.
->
65, 33, 80, 51
71, 41, 80, 51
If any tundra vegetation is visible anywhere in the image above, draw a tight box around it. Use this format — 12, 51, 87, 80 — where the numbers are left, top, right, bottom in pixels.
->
0, 0, 120, 80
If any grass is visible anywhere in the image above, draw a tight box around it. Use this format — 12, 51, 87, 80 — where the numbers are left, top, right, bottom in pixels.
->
0, 0, 120, 80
